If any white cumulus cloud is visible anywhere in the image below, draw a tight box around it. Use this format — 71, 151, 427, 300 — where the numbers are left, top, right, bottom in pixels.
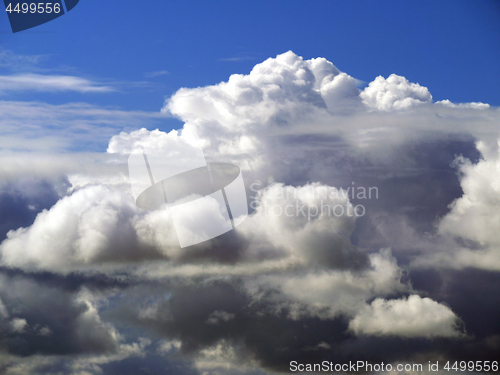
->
349, 295, 464, 338
360, 74, 432, 111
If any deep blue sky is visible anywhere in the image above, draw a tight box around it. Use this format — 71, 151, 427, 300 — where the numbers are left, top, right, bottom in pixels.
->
1, 0, 499, 113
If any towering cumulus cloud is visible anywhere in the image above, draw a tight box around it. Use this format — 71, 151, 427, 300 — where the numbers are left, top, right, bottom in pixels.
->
0, 51, 499, 374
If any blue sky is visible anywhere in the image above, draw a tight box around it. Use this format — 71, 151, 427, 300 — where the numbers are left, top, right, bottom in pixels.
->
1, 0, 499, 117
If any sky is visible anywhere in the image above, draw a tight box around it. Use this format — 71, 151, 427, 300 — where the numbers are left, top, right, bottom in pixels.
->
0, 1, 500, 374
1, 0, 500, 114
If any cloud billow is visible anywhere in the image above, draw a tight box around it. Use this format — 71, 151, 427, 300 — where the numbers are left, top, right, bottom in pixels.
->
0, 51, 498, 374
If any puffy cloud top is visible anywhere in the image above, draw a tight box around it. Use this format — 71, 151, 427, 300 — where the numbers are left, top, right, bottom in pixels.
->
164, 51, 360, 129
349, 295, 464, 338
360, 74, 432, 111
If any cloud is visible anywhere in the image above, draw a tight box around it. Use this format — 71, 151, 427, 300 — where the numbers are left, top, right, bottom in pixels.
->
157, 339, 182, 355
144, 70, 169, 78
10, 318, 28, 333
0, 100, 166, 153
349, 295, 464, 338
0, 339, 152, 375
219, 56, 255, 62
0, 298, 8, 319
0, 74, 114, 93
0, 185, 173, 273
411, 139, 500, 271
436, 99, 490, 110
0, 51, 499, 374
206, 310, 236, 325
0, 274, 122, 358
240, 182, 367, 270
191, 340, 264, 375
107, 127, 203, 155
242, 249, 406, 320
360, 74, 432, 111
0, 178, 63, 242
442, 140, 500, 249
0, 49, 46, 71
0, 179, 367, 275
163, 50, 360, 130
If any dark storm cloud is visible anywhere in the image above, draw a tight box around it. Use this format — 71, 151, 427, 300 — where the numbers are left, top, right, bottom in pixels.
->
0, 272, 120, 357
104, 277, 497, 374
259, 134, 480, 220
99, 354, 199, 375
409, 268, 500, 362
0, 267, 134, 293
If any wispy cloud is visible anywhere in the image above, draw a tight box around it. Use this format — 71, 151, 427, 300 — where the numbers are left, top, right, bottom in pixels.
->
144, 70, 169, 78
0, 48, 47, 71
0, 100, 168, 152
354, 78, 368, 89
219, 56, 255, 62
0, 74, 114, 93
